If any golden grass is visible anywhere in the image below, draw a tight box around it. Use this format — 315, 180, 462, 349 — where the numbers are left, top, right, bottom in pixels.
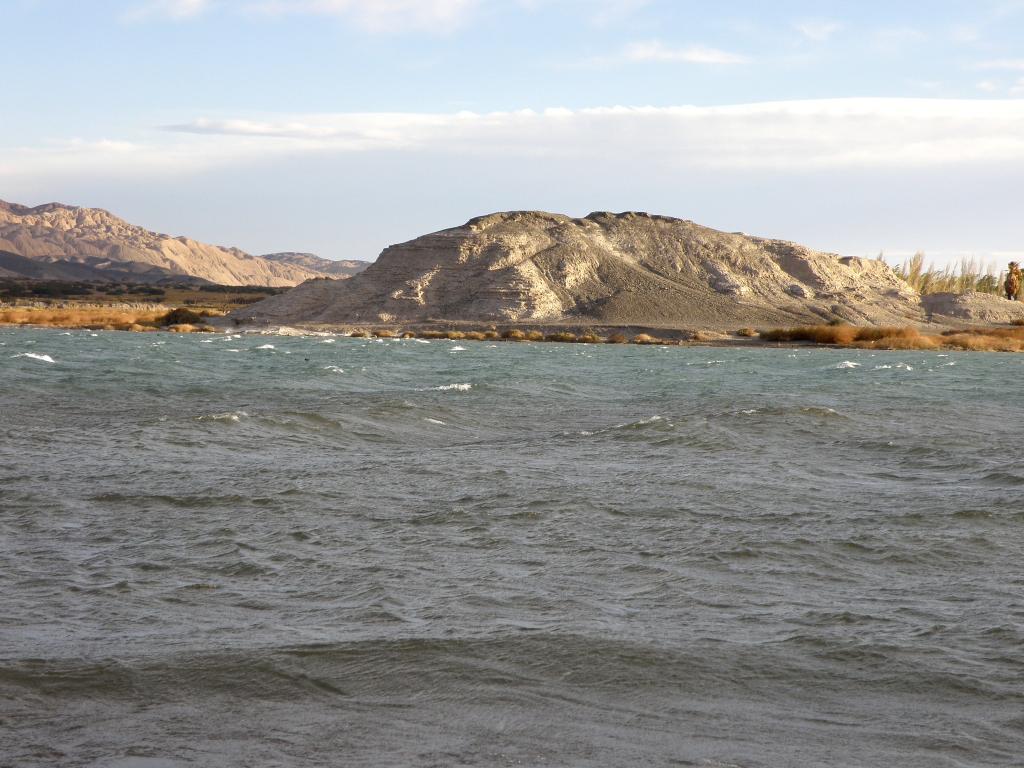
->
577, 333, 602, 343
760, 323, 1024, 352
545, 332, 577, 343
373, 329, 398, 338
483, 330, 501, 340
417, 330, 449, 339
606, 332, 627, 344
501, 329, 527, 341
445, 331, 466, 340
463, 331, 487, 341
898, 253, 1003, 295
525, 330, 545, 341
349, 330, 369, 338
736, 327, 757, 337
401, 331, 416, 338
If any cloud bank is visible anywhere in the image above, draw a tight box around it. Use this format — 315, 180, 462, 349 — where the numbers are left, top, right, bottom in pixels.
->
6, 99, 1024, 179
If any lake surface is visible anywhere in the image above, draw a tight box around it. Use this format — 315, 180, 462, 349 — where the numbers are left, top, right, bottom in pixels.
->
2, 328, 1023, 767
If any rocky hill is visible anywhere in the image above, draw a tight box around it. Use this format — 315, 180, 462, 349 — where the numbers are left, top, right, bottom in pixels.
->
234, 211, 927, 329
0, 200, 359, 287
261, 252, 369, 278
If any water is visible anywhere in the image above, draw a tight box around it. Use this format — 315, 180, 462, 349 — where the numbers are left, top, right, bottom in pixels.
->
2, 328, 1023, 767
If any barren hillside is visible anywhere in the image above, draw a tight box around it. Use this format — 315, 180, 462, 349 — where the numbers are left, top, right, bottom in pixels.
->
235, 211, 927, 329
0, 201, 349, 287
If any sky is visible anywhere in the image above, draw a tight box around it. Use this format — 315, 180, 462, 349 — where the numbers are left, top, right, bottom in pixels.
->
3, 0, 1024, 266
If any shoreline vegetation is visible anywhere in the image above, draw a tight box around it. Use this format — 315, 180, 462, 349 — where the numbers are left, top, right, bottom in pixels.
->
5, 305, 1024, 351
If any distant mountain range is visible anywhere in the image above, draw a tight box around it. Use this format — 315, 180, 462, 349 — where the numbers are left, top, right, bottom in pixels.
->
0, 200, 369, 287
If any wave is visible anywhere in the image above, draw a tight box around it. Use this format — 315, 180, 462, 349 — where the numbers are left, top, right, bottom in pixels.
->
197, 410, 249, 422
429, 383, 472, 391
12, 352, 55, 363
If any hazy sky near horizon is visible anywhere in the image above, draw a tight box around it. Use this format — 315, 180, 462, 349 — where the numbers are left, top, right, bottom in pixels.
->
3, 0, 1024, 264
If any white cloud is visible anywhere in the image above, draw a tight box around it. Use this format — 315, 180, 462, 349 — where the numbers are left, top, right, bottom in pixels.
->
977, 80, 999, 92
247, 0, 477, 30
127, 0, 477, 29
126, 0, 212, 20
622, 40, 749, 65
794, 20, 842, 42
8, 99, 1024, 180
975, 58, 1024, 70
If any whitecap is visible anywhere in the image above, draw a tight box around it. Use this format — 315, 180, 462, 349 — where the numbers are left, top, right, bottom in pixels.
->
835, 361, 861, 369
430, 383, 471, 391
200, 339, 215, 343
255, 344, 275, 350
450, 346, 466, 352
198, 410, 249, 422
413, 339, 430, 344
13, 352, 56, 363
424, 417, 446, 425
323, 365, 344, 373
322, 338, 336, 344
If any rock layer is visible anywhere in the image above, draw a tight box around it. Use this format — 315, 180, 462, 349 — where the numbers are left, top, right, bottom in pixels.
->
236, 211, 925, 328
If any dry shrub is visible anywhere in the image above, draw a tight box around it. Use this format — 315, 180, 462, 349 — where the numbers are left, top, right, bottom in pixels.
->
546, 332, 577, 343
525, 330, 545, 341
759, 325, 859, 344
941, 326, 1024, 340
0, 307, 166, 329
401, 331, 416, 339
502, 329, 527, 341
418, 330, 448, 339
941, 333, 1024, 352
606, 332, 627, 344
736, 327, 757, 337
632, 333, 662, 345
373, 329, 398, 338
445, 331, 466, 340
349, 330, 369, 338
159, 307, 205, 326
852, 335, 939, 351
483, 330, 501, 340
463, 331, 487, 341
1012, 319, 1024, 327
577, 333, 602, 343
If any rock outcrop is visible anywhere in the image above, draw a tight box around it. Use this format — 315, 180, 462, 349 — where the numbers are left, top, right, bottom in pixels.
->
234, 211, 925, 328
921, 291, 1024, 324
0, 200, 358, 287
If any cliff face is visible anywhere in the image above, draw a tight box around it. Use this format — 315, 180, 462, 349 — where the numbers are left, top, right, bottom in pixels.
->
0, 201, 350, 287
236, 211, 924, 328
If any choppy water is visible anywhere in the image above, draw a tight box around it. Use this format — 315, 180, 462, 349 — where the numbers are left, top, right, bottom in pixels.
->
2, 328, 1023, 767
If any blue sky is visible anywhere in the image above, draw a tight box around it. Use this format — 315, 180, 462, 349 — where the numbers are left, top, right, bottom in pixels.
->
3, 0, 1024, 265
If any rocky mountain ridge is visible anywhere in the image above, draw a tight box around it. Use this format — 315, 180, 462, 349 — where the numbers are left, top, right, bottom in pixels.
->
0, 200, 364, 287
261, 252, 369, 278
